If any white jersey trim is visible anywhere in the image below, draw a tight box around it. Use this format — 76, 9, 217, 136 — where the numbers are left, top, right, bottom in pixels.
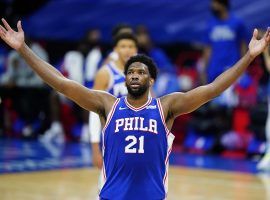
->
102, 98, 120, 134
156, 98, 175, 197
100, 98, 120, 187
125, 97, 152, 112
156, 98, 171, 136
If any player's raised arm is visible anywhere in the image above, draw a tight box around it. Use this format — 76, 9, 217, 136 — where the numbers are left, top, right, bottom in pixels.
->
0, 19, 115, 114
162, 28, 270, 120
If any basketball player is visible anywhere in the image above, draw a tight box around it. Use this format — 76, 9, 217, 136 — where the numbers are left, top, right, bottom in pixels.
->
1, 19, 269, 199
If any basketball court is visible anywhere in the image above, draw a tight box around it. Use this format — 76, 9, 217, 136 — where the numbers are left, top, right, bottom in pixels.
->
0, 139, 269, 200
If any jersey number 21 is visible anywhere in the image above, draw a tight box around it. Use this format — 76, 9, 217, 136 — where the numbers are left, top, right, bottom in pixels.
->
125, 135, 144, 154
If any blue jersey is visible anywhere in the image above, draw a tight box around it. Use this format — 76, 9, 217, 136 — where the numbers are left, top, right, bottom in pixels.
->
100, 97, 175, 200
205, 13, 248, 82
106, 62, 127, 97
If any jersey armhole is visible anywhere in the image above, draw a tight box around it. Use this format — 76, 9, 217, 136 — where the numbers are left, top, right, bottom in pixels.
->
157, 98, 171, 136
102, 98, 120, 134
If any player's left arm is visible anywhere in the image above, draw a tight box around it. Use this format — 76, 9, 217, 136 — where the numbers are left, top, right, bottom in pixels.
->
161, 28, 270, 121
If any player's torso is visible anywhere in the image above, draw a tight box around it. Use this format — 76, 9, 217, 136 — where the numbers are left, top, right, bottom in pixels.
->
100, 97, 174, 200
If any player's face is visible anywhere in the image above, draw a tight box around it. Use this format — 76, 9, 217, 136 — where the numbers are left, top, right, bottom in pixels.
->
115, 39, 137, 64
125, 62, 153, 97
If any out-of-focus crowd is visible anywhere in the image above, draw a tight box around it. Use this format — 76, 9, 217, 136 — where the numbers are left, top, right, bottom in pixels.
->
0, 0, 270, 169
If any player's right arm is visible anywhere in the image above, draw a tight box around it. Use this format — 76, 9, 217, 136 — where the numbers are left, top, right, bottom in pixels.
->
0, 19, 115, 115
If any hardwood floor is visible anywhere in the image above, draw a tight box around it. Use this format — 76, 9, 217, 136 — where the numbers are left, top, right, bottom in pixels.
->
0, 166, 268, 200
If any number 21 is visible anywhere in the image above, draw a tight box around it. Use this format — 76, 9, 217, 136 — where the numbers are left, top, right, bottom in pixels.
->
125, 136, 144, 154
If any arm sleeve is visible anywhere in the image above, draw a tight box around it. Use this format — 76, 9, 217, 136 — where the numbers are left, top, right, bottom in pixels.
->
89, 111, 102, 143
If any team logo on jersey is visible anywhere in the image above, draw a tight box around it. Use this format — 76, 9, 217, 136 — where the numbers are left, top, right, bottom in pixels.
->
119, 106, 128, 110
146, 105, 157, 109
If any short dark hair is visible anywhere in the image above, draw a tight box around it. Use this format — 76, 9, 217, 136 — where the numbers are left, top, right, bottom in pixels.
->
213, 0, 230, 9
112, 32, 138, 48
124, 54, 158, 80
112, 24, 133, 37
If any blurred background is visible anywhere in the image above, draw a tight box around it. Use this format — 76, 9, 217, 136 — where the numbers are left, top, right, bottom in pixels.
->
0, 0, 270, 174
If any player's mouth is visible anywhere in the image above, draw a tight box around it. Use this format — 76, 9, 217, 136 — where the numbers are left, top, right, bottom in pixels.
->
130, 82, 140, 88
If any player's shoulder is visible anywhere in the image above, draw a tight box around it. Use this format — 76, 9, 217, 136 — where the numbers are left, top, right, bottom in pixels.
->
159, 92, 185, 109
96, 64, 111, 77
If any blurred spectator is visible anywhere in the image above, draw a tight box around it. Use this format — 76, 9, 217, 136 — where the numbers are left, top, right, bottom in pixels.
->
257, 46, 270, 170
0, 38, 47, 87
199, 0, 248, 83
40, 29, 103, 143
198, 0, 248, 107
136, 25, 180, 96
80, 28, 103, 88
234, 72, 258, 107
0, 38, 49, 138
0, 44, 8, 78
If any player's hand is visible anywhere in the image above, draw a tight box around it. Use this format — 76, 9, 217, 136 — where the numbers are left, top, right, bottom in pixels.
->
249, 27, 270, 58
0, 19, 25, 50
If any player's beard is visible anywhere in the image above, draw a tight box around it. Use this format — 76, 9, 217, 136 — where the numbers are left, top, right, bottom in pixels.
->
127, 83, 148, 98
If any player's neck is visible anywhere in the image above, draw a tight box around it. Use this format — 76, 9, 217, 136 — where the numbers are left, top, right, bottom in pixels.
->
115, 59, 125, 71
220, 11, 229, 20
127, 92, 150, 108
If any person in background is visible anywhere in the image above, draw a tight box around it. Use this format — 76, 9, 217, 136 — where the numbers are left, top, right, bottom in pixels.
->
135, 25, 179, 96
198, 0, 248, 107
0, 37, 47, 87
40, 29, 103, 143
103, 24, 134, 64
0, 37, 48, 138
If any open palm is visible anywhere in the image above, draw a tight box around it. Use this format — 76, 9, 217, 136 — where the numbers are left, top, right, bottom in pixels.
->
0, 19, 25, 50
249, 28, 270, 58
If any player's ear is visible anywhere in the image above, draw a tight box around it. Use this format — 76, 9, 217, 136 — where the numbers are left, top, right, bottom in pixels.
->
149, 78, 154, 87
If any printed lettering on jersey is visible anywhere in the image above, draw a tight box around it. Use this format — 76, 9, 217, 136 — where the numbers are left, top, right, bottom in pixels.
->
115, 117, 157, 134
210, 25, 236, 41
